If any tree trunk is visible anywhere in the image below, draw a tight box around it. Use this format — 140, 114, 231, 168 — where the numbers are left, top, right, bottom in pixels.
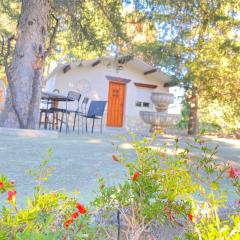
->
0, 0, 51, 129
187, 86, 198, 135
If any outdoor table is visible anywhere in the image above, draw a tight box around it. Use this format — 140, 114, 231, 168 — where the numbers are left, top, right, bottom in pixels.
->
41, 91, 75, 129
41, 91, 74, 102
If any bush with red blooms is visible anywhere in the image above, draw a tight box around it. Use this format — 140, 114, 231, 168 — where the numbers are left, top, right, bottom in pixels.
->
228, 165, 240, 206
95, 134, 198, 238
64, 203, 87, 228
0, 136, 240, 239
94, 133, 240, 239
0, 175, 16, 194
0, 151, 99, 240
0, 175, 16, 205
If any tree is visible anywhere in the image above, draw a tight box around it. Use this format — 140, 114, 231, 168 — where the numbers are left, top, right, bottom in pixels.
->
0, 0, 124, 129
130, 0, 240, 134
0, 0, 19, 84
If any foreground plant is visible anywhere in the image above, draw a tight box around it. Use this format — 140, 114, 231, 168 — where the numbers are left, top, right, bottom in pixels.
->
96, 134, 194, 238
94, 133, 240, 239
0, 149, 94, 240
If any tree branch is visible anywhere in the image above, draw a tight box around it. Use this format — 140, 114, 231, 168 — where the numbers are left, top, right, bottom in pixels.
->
0, 34, 5, 57
0, 34, 25, 127
0, 34, 15, 81
44, 13, 60, 58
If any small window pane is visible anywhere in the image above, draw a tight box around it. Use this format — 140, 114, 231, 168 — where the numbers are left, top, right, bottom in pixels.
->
143, 102, 150, 107
136, 101, 142, 107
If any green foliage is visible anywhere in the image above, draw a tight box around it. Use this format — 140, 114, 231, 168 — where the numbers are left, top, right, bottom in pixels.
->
0, 192, 75, 239
28, 148, 55, 193
185, 214, 240, 240
0, 149, 76, 240
0, 0, 125, 79
51, 0, 125, 62
131, 0, 240, 129
94, 133, 239, 238
177, 98, 190, 129
0, 149, 106, 240
95, 134, 196, 226
199, 100, 240, 130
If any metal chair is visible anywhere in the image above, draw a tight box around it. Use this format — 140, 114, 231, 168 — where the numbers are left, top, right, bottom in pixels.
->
82, 100, 107, 133
51, 89, 60, 129
73, 97, 90, 133
39, 95, 54, 129
51, 91, 81, 133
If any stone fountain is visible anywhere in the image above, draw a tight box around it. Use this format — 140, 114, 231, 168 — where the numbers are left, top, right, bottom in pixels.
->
140, 92, 180, 132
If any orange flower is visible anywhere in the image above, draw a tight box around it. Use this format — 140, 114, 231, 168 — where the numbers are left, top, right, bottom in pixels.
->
7, 190, 16, 201
0, 182, 3, 189
228, 166, 239, 178
132, 172, 140, 181
64, 218, 74, 228
112, 154, 120, 162
70, 211, 79, 219
76, 203, 87, 214
199, 140, 205, 145
187, 213, 194, 222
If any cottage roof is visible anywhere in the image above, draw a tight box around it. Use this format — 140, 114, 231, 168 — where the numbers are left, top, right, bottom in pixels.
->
46, 56, 172, 84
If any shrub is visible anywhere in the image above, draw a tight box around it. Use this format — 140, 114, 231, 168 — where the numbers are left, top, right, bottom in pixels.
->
94, 133, 239, 239
94, 134, 196, 238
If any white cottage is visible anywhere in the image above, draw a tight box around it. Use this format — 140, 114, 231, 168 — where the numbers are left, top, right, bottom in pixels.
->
45, 57, 172, 131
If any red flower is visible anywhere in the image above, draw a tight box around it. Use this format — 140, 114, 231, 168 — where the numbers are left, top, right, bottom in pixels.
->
7, 190, 16, 201
187, 213, 194, 222
132, 172, 140, 181
228, 166, 239, 178
112, 154, 120, 162
76, 203, 87, 214
0, 182, 3, 189
70, 211, 79, 219
64, 218, 74, 228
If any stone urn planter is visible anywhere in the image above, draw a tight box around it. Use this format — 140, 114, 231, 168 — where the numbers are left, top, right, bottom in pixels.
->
140, 111, 180, 132
151, 92, 174, 112
140, 92, 180, 132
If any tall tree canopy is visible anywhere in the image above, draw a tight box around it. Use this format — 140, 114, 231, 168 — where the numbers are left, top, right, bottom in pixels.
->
129, 0, 240, 133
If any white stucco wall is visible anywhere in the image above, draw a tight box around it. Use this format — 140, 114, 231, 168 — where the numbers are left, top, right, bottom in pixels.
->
45, 74, 56, 92
45, 63, 169, 129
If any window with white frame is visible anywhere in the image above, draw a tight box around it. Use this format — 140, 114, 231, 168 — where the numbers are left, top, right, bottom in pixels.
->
135, 88, 153, 109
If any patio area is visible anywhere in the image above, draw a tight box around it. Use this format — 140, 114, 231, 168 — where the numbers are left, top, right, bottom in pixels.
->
0, 128, 239, 208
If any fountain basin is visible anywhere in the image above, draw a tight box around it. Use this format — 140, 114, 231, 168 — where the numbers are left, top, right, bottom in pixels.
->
140, 111, 181, 132
151, 92, 174, 112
